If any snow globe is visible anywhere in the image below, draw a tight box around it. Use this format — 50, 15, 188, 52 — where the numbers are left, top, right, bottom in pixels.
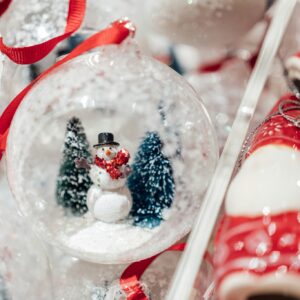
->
6, 39, 218, 263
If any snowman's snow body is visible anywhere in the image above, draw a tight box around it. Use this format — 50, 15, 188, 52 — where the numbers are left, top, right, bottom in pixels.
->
87, 141, 132, 223
87, 184, 132, 223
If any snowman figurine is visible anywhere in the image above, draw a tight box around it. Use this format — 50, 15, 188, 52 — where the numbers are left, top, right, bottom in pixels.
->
86, 132, 132, 223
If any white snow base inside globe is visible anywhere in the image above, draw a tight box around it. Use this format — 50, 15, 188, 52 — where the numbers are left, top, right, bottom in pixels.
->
7, 41, 218, 263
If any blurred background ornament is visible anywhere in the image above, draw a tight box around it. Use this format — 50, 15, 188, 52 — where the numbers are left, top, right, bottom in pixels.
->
145, 0, 273, 51
0, 0, 151, 113
267, 1, 300, 98
186, 60, 250, 148
186, 58, 277, 149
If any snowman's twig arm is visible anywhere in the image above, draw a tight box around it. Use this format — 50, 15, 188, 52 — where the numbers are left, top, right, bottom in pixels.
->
75, 158, 91, 170
122, 165, 132, 178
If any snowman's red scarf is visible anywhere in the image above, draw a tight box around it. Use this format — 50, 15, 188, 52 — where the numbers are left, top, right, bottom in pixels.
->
94, 149, 130, 180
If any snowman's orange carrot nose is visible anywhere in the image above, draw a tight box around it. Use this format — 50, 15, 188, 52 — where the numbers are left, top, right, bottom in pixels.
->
105, 149, 111, 156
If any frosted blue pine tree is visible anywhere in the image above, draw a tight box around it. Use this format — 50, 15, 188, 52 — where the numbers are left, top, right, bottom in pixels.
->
128, 131, 175, 228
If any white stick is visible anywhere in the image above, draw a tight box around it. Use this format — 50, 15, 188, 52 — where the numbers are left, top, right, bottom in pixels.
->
166, 1, 297, 299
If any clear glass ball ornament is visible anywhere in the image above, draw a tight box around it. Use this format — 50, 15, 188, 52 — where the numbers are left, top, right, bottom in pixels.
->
0, 60, 31, 114
186, 60, 277, 149
0, 171, 52, 300
145, 0, 270, 49
51, 249, 181, 299
0, 0, 152, 110
186, 61, 250, 148
0, 0, 69, 113
6, 41, 218, 263
51, 254, 127, 300
0, 0, 143, 47
0, 0, 68, 47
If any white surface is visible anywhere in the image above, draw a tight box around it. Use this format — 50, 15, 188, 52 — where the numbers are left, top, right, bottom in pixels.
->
226, 145, 300, 216
146, 0, 267, 48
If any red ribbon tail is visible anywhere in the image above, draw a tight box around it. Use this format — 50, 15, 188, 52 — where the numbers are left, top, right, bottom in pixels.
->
120, 243, 186, 300
0, 0, 86, 64
119, 243, 214, 300
198, 55, 234, 73
0, 0, 12, 16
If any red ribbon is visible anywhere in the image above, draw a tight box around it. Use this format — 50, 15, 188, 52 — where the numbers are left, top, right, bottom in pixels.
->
0, 0, 12, 16
120, 243, 186, 300
0, 19, 135, 159
0, 0, 86, 64
197, 49, 260, 74
198, 55, 235, 73
120, 243, 213, 300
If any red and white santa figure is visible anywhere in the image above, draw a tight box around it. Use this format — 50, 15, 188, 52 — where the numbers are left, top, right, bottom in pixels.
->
87, 132, 132, 223
214, 93, 300, 300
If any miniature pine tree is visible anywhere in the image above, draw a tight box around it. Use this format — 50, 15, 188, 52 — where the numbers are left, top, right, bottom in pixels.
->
128, 131, 175, 228
56, 117, 92, 215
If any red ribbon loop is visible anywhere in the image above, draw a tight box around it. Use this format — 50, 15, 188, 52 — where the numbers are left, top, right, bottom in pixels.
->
120, 243, 214, 300
120, 243, 186, 300
0, 0, 86, 64
0, 0, 12, 16
0, 19, 135, 159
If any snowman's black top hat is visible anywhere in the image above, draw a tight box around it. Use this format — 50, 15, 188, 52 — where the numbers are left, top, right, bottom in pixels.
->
93, 132, 119, 148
